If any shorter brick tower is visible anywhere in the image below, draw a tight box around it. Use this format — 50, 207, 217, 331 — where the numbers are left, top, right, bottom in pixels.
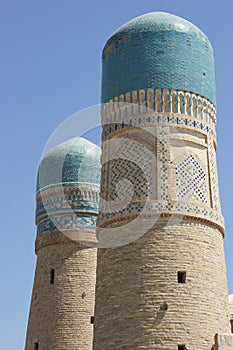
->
25, 137, 100, 350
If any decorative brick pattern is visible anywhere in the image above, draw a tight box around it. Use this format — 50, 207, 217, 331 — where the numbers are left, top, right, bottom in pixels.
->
101, 88, 216, 128
176, 155, 208, 203
98, 93, 224, 232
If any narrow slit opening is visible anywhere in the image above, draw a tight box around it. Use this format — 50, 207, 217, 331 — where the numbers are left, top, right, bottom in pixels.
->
50, 269, 55, 284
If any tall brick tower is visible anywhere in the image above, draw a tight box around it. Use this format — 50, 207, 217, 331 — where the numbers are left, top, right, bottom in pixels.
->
93, 12, 231, 350
25, 137, 100, 350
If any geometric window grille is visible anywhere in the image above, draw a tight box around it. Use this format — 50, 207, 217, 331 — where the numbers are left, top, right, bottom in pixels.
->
176, 155, 207, 203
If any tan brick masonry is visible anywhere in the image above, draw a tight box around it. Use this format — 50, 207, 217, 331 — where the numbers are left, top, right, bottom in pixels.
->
25, 231, 97, 350
93, 218, 230, 350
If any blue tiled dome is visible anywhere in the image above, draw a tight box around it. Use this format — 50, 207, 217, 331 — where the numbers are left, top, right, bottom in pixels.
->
102, 12, 216, 104
37, 137, 101, 192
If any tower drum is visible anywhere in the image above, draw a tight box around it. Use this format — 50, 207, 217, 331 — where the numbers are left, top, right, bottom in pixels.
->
93, 13, 230, 350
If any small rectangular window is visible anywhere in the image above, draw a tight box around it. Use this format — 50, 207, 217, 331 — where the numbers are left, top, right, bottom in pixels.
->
178, 345, 186, 350
178, 271, 186, 284
231, 320, 233, 333
50, 269, 55, 284
90, 316, 94, 324
35, 343, 39, 350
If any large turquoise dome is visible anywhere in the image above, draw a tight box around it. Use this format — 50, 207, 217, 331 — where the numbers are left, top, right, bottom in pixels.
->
102, 12, 216, 104
37, 137, 101, 192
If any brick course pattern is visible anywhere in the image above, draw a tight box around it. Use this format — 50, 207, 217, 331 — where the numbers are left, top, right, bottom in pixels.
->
94, 219, 230, 350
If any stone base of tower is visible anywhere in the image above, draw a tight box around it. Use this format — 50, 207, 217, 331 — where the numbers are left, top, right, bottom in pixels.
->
93, 218, 230, 350
212, 333, 233, 350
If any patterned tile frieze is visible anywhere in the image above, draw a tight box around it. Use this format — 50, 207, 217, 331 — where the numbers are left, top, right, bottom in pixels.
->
37, 213, 98, 236
36, 183, 99, 235
102, 114, 216, 142
97, 200, 224, 234
101, 89, 216, 126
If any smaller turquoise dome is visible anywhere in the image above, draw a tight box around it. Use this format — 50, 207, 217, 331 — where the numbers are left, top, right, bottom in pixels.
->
37, 137, 101, 192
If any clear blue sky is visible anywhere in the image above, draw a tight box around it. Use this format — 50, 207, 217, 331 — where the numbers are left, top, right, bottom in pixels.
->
1, 1, 233, 349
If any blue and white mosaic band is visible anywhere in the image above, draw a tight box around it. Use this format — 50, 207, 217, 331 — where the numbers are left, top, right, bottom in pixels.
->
36, 183, 99, 236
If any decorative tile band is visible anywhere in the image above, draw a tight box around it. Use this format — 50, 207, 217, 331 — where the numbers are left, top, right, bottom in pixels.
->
37, 213, 98, 236
97, 200, 224, 235
36, 183, 99, 236
102, 114, 216, 140
101, 89, 216, 126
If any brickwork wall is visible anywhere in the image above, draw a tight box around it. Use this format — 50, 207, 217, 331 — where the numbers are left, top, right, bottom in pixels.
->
93, 219, 230, 350
25, 231, 97, 350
